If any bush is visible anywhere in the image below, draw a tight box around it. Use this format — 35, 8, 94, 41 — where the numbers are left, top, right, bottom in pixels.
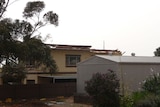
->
133, 93, 159, 107
142, 74, 160, 95
2, 64, 26, 84
132, 91, 148, 105
120, 95, 133, 107
121, 91, 160, 107
85, 70, 120, 107
131, 73, 160, 107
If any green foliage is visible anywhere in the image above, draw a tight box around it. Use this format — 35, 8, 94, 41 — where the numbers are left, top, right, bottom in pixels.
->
120, 95, 133, 107
85, 70, 120, 107
120, 91, 149, 107
0, 18, 33, 41
120, 73, 160, 107
2, 64, 26, 84
124, 74, 160, 107
132, 74, 160, 107
20, 38, 58, 74
0, 1, 59, 83
132, 93, 160, 107
154, 47, 160, 56
142, 74, 160, 95
21, 38, 47, 65
23, 1, 58, 33
23, 1, 45, 18
12, 19, 33, 38
43, 11, 58, 26
0, 18, 22, 65
121, 91, 160, 107
132, 91, 148, 104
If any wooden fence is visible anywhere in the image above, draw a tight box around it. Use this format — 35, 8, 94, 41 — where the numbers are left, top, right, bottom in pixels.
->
0, 83, 76, 100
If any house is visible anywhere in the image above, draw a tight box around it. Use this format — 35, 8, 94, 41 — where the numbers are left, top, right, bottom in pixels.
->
77, 55, 160, 95
24, 44, 121, 84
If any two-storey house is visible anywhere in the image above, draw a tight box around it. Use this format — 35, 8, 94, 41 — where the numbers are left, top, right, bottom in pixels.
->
29, 44, 121, 84
0, 44, 121, 84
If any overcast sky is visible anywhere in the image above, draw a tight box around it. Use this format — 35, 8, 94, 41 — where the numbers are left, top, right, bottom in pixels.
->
5, 0, 160, 56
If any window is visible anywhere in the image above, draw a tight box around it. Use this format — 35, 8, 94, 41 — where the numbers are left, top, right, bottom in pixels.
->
66, 55, 81, 67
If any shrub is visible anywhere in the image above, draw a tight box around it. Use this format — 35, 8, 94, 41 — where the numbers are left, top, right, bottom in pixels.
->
132, 73, 160, 107
132, 91, 148, 104
2, 64, 26, 84
120, 95, 133, 107
133, 93, 158, 107
85, 70, 120, 107
142, 74, 160, 95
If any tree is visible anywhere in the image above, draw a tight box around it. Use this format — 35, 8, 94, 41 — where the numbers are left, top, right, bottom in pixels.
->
21, 1, 58, 74
22, 1, 58, 39
0, 0, 21, 19
0, 0, 10, 18
154, 47, 160, 56
85, 70, 120, 107
2, 64, 26, 84
0, 1, 58, 84
20, 37, 57, 74
0, 18, 21, 65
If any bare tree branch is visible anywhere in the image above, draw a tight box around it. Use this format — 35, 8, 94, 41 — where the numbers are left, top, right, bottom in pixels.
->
0, 0, 10, 19
8, 0, 19, 6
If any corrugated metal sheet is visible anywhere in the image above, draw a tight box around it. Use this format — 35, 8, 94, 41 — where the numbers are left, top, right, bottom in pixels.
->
96, 55, 160, 63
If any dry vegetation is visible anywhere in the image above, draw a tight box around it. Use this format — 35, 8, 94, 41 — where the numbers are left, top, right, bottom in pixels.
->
0, 97, 92, 107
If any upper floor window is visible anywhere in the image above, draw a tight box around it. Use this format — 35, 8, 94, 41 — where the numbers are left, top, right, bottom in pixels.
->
66, 55, 81, 67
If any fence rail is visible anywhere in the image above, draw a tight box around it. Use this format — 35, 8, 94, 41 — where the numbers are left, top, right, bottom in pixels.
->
0, 83, 76, 100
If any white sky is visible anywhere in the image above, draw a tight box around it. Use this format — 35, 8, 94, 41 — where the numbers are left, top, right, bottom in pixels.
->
5, 0, 160, 56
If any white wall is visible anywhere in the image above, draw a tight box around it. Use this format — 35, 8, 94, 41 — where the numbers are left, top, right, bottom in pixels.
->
77, 56, 160, 94
121, 63, 160, 93
77, 57, 118, 94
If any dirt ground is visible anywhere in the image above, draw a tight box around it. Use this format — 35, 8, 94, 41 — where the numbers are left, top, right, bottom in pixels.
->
0, 97, 92, 107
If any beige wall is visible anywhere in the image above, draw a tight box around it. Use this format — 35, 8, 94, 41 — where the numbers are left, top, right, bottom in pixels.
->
0, 49, 120, 85
24, 49, 117, 84
24, 74, 38, 84
24, 74, 50, 84
51, 50, 93, 73
24, 49, 120, 84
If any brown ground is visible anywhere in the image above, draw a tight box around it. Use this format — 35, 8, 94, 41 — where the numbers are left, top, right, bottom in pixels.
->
0, 97, 92, 107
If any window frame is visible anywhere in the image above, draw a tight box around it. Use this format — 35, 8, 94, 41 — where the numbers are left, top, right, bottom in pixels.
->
65, 54, 81, 67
